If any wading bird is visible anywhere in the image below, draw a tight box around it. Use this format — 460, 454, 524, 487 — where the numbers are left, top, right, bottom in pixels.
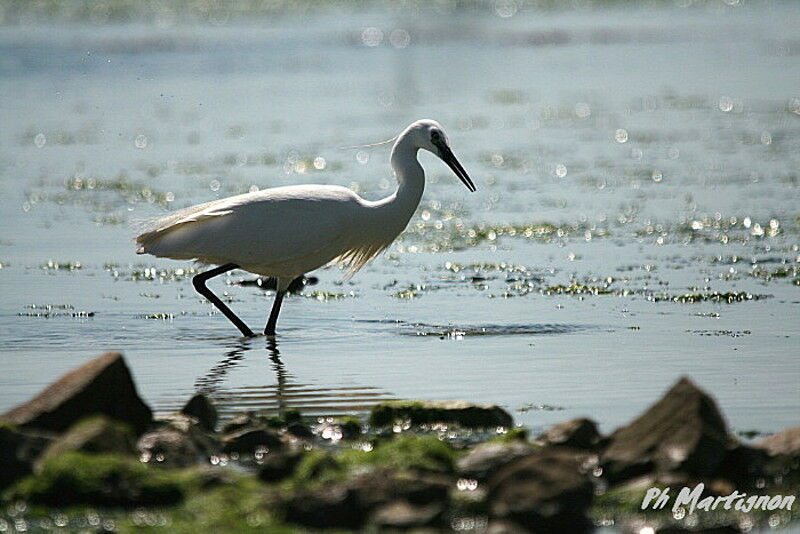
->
135, 119, 475, 337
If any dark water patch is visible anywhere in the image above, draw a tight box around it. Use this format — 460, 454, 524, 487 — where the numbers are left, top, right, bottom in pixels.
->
235, 275, 318, 294
40, 260, 82, 271
404, 323, 590, 338
736, 429, 771, 441
543, 283, 612, 296
517, 402, 565, 413
688, 329, 752, 338
19, 310, 95, 318
390, 283, 440, 299
302, 290, 356, 301
111, 265, 199, 282
136, 313, 175, 320
649, 291, 769, 303
18, 304, 95, 318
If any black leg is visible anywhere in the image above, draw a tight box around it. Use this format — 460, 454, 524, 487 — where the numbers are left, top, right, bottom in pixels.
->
192, 263, 255, 337
264, 290, 286, 336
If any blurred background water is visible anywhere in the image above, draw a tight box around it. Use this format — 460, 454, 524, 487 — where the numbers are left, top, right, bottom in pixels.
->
0, 0, 798, 441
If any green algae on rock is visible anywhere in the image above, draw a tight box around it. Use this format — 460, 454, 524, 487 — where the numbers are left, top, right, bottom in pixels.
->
11, 452, 188, 507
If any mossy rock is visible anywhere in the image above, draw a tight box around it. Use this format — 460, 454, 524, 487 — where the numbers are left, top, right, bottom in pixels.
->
35, 415, 137, 470
119, 478, 292, 534
0, 423, 51, 491
11, 452, 192, 507
289, 436, 455, 489
345, 436, 455, 474
369, 400, 513, 429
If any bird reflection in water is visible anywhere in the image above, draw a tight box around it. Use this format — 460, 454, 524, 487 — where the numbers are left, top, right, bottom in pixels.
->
194, 338, 393, 421
194, 337, 288, 419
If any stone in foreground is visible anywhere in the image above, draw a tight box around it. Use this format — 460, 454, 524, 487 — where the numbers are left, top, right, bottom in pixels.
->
538, 417, 602, 451
486, 448, 594, 532
457, 441, 535, 482
1, 353, 152, 435
369, 400, 513, 429
601, 376, 730, 484
0, 425, 51, 490
35, 416, 137, 471
181, 393, 218, 432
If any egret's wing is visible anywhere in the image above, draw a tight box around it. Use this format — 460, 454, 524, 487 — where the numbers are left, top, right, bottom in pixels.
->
136, 186, 358, 272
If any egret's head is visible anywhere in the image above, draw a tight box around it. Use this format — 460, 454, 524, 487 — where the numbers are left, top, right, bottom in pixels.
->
406, 119, 476, 192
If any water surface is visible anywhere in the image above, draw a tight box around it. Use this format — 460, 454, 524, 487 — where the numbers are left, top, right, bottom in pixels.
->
1, 2, 798, 440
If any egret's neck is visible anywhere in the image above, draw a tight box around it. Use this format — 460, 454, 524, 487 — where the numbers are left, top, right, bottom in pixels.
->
389, 138, 425, 213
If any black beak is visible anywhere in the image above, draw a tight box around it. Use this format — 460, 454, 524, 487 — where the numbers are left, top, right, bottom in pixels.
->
438, 145, 476, 192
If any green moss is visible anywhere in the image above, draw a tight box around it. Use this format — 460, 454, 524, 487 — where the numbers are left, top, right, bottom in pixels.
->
36, 416, 137, 465
290, 451, 343, 486
591, 483, 662, 517
339, 436, 455, 474
10, 452, 193, 507
489, 427, 530, 443
289, 436, 454, 490
117, 478, 292, 534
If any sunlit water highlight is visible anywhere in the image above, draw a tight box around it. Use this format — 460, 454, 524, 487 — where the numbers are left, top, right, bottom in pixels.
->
0, 3, 798, 444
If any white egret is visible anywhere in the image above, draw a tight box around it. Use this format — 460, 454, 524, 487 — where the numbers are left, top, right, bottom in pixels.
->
135, 119, 475, 337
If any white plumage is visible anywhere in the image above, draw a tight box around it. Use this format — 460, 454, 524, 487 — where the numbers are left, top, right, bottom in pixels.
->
135, 119, 475, 336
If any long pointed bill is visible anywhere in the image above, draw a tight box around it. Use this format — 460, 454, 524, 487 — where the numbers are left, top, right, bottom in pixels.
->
439, 146, 476, 192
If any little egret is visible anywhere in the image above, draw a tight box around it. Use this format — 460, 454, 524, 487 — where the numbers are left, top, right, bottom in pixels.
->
135, 119, 475, 337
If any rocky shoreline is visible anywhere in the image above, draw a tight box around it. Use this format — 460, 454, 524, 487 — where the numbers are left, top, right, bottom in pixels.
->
1, 352, 798, 533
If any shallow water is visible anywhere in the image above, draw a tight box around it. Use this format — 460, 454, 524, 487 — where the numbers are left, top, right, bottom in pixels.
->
1, 2, 798, 443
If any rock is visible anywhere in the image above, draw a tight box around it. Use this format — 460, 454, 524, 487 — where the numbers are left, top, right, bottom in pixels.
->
258, 451, 304, 482
222, 428, 282, 455
713, 443, 771, 490
368, 500, 443, 530
137, 414, 219, 467
222, 412, 257, 434
12, 451, 185, 507
759, 426, 800, 457
351, 469, 451, 510
138, 427, 204, 467
601, 377, 731, 484
486, 448, 593, 532
35, 416, 136, 471
181, 394, 217, 432
0, 425, 51, 490
1, 353, 152, 435
286, 421, 313, 439
284, 468, 450, 530
457, 441, 535, 482
370, 400, 513, 429
285, 485, 362, 529
539, 418, 602, 451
